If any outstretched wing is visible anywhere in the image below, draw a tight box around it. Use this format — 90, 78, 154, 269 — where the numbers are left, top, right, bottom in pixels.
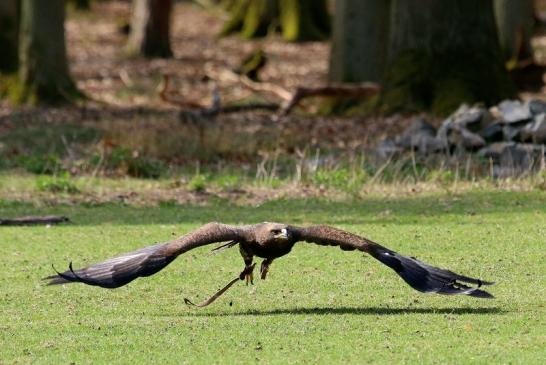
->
44, 222, 248, 288
292, 225, 494, 298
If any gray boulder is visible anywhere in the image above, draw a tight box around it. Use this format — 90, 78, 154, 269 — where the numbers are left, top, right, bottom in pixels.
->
437, 121, 485, 151
503, 125, 523, 142
529, 100, 546, 116
520, 114, 546, 144
479, 142, 545, 177
442, 104, 492, 133
498, 100, 532, 124
479, 122, 504, 143
395, 118, 443, 153
453, 128, 486, 150
477, 142, 516, 161
376, 139, 403, 159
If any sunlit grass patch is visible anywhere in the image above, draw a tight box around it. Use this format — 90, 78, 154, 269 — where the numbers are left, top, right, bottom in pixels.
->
0, 190, 545, 363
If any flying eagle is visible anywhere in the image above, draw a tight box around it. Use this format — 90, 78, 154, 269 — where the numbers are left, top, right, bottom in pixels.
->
45, 222, 494, 306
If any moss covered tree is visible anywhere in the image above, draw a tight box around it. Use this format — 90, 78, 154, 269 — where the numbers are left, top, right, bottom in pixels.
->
128, 0, 173, 58
494, 0, 535, 63
382, 0, 514, 114
67, 0, 91, 11
17, 0, 80, 104
220, 0, 330, 42
329, 0, 515, 114
329, 0, 390, 83
0, 0, 19, 73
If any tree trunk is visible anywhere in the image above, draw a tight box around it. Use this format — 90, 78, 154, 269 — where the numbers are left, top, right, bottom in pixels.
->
0, 0, 19, 73
220, 0, 278, 39
383, 0, 514, 114
67, 0, 91, 11
220, 0, 330, 42
494, 0, 534, 62
279, 0, 330, 41
17, 0, 79, 104
329, 0, 390, 83
128, 0, 173, 58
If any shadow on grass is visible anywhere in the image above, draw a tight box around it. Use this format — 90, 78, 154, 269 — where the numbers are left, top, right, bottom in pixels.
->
1, 190, 545, 226
180, 306, 505, 317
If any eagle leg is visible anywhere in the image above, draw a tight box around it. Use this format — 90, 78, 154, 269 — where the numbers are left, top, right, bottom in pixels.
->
260, 258, 274, 280
239, 245, 255, 285
239, 263, 256, 285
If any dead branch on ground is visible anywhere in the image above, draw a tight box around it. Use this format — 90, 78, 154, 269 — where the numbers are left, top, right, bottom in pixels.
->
160, 74, 280, 117
278, 83, 381, 117
204, 64, 292, 101
0, 216, 70, 226
160, 71, 381, 119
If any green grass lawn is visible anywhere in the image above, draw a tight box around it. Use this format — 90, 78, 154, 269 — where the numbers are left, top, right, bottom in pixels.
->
1, 191, 545, 364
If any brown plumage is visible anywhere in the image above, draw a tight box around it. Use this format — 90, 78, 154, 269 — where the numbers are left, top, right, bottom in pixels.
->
45, 222, 494, 304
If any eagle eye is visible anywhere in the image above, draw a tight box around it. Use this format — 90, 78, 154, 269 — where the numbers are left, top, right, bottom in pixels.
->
271, 229, 281, 235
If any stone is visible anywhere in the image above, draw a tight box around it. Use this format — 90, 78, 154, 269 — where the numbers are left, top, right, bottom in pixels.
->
451, 104, 490, 132
479, 142, 545, 177
479, 122, 504, 143
417, 135, 445, 154
477, 142, 516, 161
395, 118, 439, 152
437, 120, 485, 151
529, 99, 546, 116
497, 99, 532, 124
497, 143, 545, 177
376, 139, 403, 159
520, 114, 546, 144
456, 128, 486, 150
503, 125, 523, 142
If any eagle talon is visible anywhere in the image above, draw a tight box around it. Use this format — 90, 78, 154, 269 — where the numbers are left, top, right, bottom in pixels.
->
260, 259, 273, 280
245, 272, 254, 285
239, 263, 256, 285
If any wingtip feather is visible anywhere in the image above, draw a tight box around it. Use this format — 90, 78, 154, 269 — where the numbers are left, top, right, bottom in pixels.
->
369, 246, 495, 299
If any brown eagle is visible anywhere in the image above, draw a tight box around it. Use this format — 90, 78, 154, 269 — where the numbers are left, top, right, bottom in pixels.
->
45, 222, 494, 306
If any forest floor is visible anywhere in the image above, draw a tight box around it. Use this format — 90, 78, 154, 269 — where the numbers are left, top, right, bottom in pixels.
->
1, 1, 545, 164
0, 2, 546, 205
1, 1, 413, 157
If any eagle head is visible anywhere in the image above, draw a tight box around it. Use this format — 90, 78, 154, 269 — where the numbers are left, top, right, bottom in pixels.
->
256, 222, 291, 244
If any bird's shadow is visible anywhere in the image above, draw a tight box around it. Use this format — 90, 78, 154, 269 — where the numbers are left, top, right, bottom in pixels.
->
175, 306, 504, 317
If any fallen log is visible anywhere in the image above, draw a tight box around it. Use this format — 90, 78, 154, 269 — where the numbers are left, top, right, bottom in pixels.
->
0, 216, 70, 226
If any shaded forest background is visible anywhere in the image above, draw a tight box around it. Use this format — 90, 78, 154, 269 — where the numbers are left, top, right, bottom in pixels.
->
0, 0, 545, 186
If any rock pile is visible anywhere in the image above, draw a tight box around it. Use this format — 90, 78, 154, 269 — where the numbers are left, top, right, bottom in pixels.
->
377, 99, 546, 177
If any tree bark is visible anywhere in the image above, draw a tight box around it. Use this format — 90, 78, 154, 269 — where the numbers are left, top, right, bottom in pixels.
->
279, 0, 330, 41
220, 0, 330, 42
0, 0, 19, 73
329, 0, 390, 83
17, 0, 79, 104
128, 0, 173, 58
383, 0, 514, 114
494, 0, 534, 62
67, 0, 91, 10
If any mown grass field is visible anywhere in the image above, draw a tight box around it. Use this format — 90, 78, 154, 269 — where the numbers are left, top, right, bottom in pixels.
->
1, 190, 545, 364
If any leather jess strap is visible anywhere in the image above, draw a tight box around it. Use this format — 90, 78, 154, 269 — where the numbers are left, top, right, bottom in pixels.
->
183, 276, 240, 308
183, 264, 256, 308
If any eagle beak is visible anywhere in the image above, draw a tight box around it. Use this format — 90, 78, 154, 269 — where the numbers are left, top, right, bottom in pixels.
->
275, 228, 289, 240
